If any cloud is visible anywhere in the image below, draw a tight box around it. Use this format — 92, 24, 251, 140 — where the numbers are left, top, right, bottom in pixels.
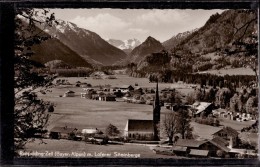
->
70, 13, 131, 35
127, 28, 149, 34
136, 10, 189, 26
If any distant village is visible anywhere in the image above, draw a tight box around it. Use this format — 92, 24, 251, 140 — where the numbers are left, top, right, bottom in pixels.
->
42, 71, 259, 159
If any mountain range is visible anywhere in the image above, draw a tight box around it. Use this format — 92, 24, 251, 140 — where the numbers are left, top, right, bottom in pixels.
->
29, 9, 256, 70
107, 38, 141, 54
29, 26, 92, 68
127, 36, 165, 63
162, 29, 198, 50
41, 20, 128, 66
132, 9, 257, 73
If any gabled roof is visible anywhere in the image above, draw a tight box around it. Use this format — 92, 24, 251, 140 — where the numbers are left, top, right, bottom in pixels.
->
172, 146, 187, 152
189, 149, 209, 156
209, 137, 230, 152
213, 126, 239, 137
193, 102, 212, 114
126, 119, 153, 132
50, 126, 77, 133
175, 139, 207, 148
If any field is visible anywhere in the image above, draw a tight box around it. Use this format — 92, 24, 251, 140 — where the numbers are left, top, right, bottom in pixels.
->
197, 67, 257, 76
22, 139, 175, 158
26, 74, 257, 157
39, 74, 196, 132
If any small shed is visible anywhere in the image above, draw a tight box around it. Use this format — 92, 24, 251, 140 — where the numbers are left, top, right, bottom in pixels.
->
63, 90, 75, 97
49, 126, 77, 139
171, 146, 188, 156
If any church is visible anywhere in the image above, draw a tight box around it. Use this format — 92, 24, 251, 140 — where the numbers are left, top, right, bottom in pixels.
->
124, 82, 161, 141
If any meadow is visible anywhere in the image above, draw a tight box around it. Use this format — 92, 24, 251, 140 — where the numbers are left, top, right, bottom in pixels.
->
27, 74, 257, 156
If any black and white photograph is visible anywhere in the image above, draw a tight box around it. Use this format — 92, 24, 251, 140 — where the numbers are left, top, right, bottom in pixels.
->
13, 7, 258, 160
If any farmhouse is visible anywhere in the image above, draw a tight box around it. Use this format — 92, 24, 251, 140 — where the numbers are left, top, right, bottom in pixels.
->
212, 108, 234, 120
209, 136, 231, 154
192, 101, 213, 117
119, 85, 134, 93
49, 126, 77, 139
212, 126, 239, 148
81, 128, 98, 137
124, 119, 154, 140
63, 90, 75, 97
99, 94, 116, 101
174, 138, 231, 157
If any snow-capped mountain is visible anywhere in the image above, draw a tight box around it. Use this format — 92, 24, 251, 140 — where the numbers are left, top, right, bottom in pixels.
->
163, 28, 198, 50
126, 36, 164, 63
40, 19, 128, 66
107, 38, 141, 50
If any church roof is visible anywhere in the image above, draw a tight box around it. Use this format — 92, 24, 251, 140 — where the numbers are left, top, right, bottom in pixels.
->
126, 119, 154, 132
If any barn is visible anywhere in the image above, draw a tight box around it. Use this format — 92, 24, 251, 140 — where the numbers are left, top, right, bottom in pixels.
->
49, 126, 78, 139
63, 90, 75, 97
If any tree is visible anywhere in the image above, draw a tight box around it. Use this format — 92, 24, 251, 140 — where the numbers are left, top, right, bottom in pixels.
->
176, 108, 193, 139
14, 9, 57, 151
162, 112, 178, 145
224, 10, 258, 82
162, 108, 193, 144
105, 124, 120, 137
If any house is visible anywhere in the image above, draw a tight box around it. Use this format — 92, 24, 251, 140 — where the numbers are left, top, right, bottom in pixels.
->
49, 126, 77, 139
81, 128, 98, 137
119, 85, 134, 93
133, 87, 143, 95
99, 94, 116, 101
124, 119, 154, 140
174, 138, 231, 157
212, 126, 239, 148
174, 139, 208, 150
63, 90, 75, 97
212, 108, 234, 120
192, 101, 213, 117
189, 149, 209, 157
209, 136, 231, 154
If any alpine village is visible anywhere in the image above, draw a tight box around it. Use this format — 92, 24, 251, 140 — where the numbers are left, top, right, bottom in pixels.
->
15, 9, 258, 159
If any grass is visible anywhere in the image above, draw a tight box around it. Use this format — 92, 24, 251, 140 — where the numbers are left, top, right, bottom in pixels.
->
197, 67, 257, 76
28, 74, 258, 157
21, 139, 178, 158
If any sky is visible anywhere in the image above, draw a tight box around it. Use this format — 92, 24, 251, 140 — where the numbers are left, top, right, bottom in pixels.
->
50, 9, 224, 42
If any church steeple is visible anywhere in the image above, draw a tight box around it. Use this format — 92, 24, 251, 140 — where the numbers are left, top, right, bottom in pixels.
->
153, 80, 161, 140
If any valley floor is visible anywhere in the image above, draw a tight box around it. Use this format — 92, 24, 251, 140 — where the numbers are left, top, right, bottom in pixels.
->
23, 74, 257, 158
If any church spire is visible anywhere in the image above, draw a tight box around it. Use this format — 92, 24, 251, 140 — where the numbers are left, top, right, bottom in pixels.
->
154, 80, 160, 108
153, 80, 161, 140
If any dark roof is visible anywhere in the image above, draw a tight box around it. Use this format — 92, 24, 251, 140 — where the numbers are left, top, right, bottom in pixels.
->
172, 146, 187, 152
127, 119, 153, 132
65, 90, 75, 93
209, 137, 230, 152
50, 126, 77, 133
213, 126, 239, 137
121, 85, 134, 89
189, 149, 209, 156
175, 139, 207, 148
